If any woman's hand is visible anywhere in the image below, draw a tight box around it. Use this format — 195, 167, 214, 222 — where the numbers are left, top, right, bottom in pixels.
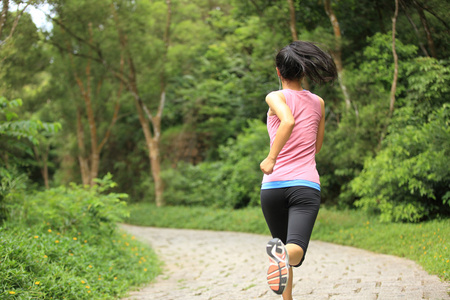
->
260, 157, 276, 175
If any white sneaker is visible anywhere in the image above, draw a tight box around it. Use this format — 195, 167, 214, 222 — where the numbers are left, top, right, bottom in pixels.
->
266, 238, 289, 295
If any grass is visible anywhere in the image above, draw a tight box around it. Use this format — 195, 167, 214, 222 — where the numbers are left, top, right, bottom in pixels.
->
126, 203, 449, 281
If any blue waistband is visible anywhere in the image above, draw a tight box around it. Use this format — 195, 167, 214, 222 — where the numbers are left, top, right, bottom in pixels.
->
261, 179, 320, 191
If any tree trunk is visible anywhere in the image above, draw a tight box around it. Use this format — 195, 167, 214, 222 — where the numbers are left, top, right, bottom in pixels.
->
323, 0, 355, 116
41, 146, 49, 189
287, 0, 298, 41
33, 144, 50, 189
149, 138, 163, 206
413, 0, 437, 58
76, 107, 90, 185
390, 0, 399, 116
67, 22, 121, 187
286, 0, 310, 90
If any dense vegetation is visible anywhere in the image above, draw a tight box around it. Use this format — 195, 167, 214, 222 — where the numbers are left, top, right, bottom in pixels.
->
1, 173, 159, 299
1, 0, 449, 296
2, 0, 449, 222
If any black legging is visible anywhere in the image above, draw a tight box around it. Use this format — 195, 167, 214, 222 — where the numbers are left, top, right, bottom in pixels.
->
260, 186, 320, 267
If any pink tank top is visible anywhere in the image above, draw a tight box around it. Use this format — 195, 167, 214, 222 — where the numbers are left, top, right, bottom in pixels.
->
262, 89, 322, 187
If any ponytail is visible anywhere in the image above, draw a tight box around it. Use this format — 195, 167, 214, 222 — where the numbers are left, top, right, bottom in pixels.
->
275, 41, 337, 85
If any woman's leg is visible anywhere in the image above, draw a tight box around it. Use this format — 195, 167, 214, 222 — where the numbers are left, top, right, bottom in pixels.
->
285, 186, 321, 266
282, 244, 303, 300
282, 267, 294, 300
261, 186, 320, 298
283, 187, 321, 299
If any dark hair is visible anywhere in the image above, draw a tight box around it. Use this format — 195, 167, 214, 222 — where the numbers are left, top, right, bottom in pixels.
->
275, 41, 337, 84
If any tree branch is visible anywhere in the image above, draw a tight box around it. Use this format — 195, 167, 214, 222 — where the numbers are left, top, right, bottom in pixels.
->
1, 1, 30, 46
0, 0, 9, 38
413, 0, 449, 31
400, 0, 429, 56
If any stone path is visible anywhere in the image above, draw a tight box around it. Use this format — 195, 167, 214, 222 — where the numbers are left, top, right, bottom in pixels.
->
120, 224, 449, 300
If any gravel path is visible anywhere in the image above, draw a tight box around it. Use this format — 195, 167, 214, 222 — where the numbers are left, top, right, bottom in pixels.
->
120, 224, 449, 300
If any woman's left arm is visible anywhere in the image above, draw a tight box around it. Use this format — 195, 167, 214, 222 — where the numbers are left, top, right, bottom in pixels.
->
315, 97, 325, 154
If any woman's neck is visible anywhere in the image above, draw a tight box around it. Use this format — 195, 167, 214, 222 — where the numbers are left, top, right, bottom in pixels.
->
281, 79, 303, 91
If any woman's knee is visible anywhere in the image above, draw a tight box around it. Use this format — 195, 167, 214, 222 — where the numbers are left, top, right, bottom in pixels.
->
285, 243, 304, 266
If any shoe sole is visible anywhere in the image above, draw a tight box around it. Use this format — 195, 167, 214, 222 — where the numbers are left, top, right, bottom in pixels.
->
266, 238, 289, 295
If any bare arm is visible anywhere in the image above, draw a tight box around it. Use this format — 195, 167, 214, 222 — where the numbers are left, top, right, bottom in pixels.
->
316, 97, 325, 153
260, 91, 295, 175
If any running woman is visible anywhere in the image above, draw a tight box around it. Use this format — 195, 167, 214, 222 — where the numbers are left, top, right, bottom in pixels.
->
260, 41, 337, 300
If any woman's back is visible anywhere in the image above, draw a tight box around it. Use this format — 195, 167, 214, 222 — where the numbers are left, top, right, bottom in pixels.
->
262, 89, 322, 185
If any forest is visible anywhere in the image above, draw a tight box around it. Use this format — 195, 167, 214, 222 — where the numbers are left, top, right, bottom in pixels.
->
1, 0, 449, 298
1, 0, 449, 223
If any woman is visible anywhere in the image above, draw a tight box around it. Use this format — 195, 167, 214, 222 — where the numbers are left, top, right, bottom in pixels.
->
260, 41, 337, 300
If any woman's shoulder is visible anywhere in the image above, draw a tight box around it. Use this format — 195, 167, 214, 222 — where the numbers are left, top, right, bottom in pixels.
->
265, 90, 286, 103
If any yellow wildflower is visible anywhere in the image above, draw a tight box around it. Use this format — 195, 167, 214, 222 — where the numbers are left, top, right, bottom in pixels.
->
9, 291, 16, 294
55, 240, 59, 243
88, 265, 93, 268
73, 237, 77, 241
85, 286, 90, 289
44, 255, 47, 258
34, 236, 39, 239
81, 280, 85, 284
35, 281, 40, 285
48, 229, 52, 233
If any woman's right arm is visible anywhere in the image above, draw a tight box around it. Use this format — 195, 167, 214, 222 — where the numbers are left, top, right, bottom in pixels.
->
316, 97, 325, 154
260, 91, 295, 175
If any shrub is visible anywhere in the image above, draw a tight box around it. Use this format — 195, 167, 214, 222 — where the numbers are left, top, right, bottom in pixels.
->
351, 104, 450, 222
0, 175, 160, 299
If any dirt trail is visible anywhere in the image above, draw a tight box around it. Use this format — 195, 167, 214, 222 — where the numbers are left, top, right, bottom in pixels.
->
120, 224, 449, 300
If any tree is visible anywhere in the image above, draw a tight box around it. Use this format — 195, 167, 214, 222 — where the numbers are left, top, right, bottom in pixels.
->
323, 0, 354, 115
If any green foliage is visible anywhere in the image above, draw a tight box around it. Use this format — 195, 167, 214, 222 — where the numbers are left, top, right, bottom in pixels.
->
0, 97, 61, 145
126, 204, 450, 281
351, 104, 450, 222
5, 173, 129, 235
0, 175, 160, 299
162, 119, 268, 208
0, 96, 61, 220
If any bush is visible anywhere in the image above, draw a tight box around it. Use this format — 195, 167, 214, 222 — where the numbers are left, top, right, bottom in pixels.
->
8, 174, 129, 236
351, 104, 450, 222
0, 175, 160, 299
